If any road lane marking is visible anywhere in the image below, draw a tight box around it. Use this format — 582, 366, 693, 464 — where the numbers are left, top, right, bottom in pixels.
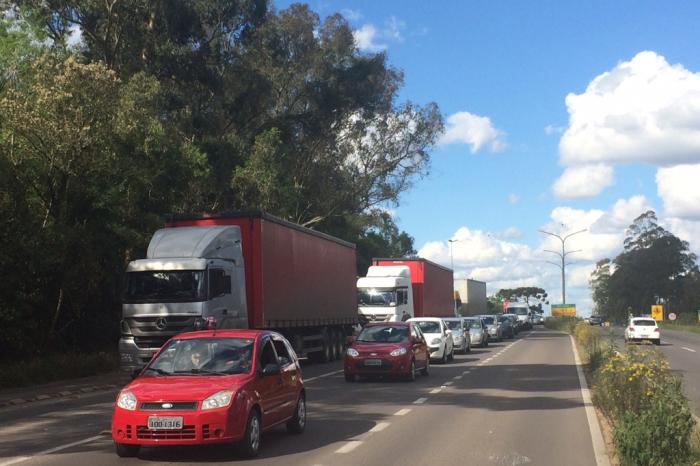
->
453, 375, 463, 380
413, 397, 428, 404
394, 408, 411, 416
570, 335, 610, 466
429, 388, 442, 394
335, 441, 362, 454
0, 435, 104, 466
305, 369, 345, 382
444, 381, 453, 386
369, 422, 391, 432
682, 347, 697, 353
462, 370, 470, 375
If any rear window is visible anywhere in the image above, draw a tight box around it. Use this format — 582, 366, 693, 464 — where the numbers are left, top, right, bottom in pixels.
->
633, 319, 657, 326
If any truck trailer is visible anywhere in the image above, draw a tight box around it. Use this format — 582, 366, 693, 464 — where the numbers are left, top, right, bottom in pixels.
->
453, 278, 487, 316
359, 258, 454, 321
119, 211, 357, 370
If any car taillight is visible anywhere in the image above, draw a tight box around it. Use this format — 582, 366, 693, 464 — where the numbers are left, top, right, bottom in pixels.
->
654, 328, 660, 332
628, 327, 635, 332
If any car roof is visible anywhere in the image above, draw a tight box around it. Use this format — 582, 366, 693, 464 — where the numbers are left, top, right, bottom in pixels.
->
175, 329, 276, 340
408, 317, 443, 322
364, 321, 410, 327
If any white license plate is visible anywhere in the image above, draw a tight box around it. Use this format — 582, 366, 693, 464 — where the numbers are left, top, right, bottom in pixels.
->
148, 416, 183, 430
364, 359, 382, 366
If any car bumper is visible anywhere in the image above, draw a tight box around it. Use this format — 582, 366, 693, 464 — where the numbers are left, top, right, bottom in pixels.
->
344, 354, 413, 376
112, 405, 247, 446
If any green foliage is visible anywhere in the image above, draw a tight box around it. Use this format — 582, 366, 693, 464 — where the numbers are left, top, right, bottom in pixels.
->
0, 352, 119, 388
496, 287, 548, 312
543, 315, 578, 333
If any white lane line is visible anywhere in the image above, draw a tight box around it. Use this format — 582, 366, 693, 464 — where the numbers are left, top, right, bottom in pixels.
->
453, 375, 463, 380
462, 370, 471, 375
570, 335, 610, 466
444, 381, 453, 386
413, 397, 428, 404
394, 408, 411, 416
682, 347, 697, 353
335, 441, 363, 454
305, 369, 344, 382
369, 422, 391, 432
429, 388, 442, 394
0, 435, 104, 466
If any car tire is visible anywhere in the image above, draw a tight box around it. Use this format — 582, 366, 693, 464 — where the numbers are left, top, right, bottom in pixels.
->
449, 346, 454, 361
344, 373, 356, 382
440, 347, 448, 364
654, 340, 661, 346
286, 393, 306, 434
421, 357, 430, 376
115, 443, 140, 458
237, 409, 262, 458
406, 359, 416, 382
465, 342, 471, 353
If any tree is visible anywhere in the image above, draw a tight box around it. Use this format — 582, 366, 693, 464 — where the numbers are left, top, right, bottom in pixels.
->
353, 210, 416, 276
590, 259, 612, 317
495, 287, 548, 312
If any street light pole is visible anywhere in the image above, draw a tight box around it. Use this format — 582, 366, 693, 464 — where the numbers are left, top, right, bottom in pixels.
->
539, 229, 586, 304
448, 239, 457, 272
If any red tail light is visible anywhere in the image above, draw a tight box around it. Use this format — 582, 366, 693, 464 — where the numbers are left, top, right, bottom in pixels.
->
654, 328, 660, 332
628, 327, 635, 332
206, 316, 217, 330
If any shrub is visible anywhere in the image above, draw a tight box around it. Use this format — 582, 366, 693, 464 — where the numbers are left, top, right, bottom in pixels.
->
543, 316, 578, 333
0, 352, 119, 388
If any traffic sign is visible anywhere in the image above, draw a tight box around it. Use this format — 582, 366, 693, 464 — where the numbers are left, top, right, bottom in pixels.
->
651, 305, 663, 321
552, 304, 576, 317
669, 312, 677, 321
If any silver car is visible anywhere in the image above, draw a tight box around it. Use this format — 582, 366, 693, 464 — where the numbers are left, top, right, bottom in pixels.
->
479, 315, 502, 342
465, 318, 488, 348
443, 318, 471, 353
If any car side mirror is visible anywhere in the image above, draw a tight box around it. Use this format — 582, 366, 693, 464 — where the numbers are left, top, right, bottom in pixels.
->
261, 363, 281, 376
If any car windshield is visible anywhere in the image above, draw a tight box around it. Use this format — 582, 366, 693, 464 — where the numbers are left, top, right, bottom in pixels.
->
147, 337, 255, 375
357, 325, 409, 343
357, 288, 397, 306
498, 316, 510, 324
481, 316, 495, 325
633, 319, 657, 326
444, 320, 463, 330
467, 320, 482, 329
414, 321, 441, 334
124, 270, 206, 303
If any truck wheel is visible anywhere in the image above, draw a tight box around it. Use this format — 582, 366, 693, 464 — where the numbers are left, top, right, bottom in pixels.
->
115, 443, 140, 458
236, 409, 261, 458
321, 333, 331, 362
328, 332, 338, 361
334, 330, 344, 359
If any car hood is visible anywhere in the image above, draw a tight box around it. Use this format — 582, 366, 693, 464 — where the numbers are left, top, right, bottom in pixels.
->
126, 374, 250, 401
352, 341, 406, 353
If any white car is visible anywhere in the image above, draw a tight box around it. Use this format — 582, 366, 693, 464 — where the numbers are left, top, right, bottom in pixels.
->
624, 317, 660, 345
408, 317, 454, 364
443, 318, 471, 353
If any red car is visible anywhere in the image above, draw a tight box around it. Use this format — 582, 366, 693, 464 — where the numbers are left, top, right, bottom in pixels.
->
344, 322, 429, 382
111, 329, 305, 458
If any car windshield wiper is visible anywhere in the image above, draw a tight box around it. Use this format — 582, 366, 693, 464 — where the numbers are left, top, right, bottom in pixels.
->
173, 369, 228, 376
143, 367, 171, 376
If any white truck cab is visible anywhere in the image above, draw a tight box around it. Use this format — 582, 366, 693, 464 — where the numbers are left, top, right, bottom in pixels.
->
506, 303, 532, 330
357, 266, 414, 323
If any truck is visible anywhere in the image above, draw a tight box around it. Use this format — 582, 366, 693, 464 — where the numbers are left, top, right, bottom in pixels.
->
505, 302, 533, 330
356, 258, 454, 323
119, 211, 357, 371
453, 278, 487, 316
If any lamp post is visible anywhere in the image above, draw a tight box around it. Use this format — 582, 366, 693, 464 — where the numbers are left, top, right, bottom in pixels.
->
539, 228, 586, 304
448, 239, 458, 272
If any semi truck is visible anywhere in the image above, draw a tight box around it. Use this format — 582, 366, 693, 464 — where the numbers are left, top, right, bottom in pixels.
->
356, 258, 454, 323
453, 278, 487, 316
119, 211, 358, 371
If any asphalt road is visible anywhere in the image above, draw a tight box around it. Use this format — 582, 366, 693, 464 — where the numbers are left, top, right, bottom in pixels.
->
0, 328, 601, 466
608, 326, 700, 414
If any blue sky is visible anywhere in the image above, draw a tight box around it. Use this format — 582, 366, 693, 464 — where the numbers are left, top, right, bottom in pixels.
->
276, 1, 700, 314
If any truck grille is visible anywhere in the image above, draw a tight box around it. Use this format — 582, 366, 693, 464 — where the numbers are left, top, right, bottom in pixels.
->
136, 425, 196, 440
134, 336, 170, 350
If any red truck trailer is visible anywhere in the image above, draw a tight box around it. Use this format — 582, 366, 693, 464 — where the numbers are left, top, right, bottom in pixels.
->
372, 258, 454, 318
119, 211, 357, 369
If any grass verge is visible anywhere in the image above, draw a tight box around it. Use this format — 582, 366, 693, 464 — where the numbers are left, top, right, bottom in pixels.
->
0, 352, 119, 389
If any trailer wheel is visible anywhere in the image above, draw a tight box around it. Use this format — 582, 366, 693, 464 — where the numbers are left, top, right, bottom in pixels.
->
319, 331, 331, 362
334, 330, 343, 360
329, 332, 338, 361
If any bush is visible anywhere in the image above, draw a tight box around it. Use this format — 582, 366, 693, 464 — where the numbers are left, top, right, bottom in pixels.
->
543, 316, 578, 333
0, 352, 119, 388
613, 388, 695, 466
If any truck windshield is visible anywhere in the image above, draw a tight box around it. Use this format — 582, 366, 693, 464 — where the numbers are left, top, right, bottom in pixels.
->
124, 271, 206, 303
357, 288, 397, 306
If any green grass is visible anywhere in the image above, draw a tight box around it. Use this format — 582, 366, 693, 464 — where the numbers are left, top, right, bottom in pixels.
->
660, 322, 700, 335
0, 352, 119, 389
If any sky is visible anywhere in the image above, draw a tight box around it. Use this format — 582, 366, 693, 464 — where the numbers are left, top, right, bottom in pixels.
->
276, 0, 700, 315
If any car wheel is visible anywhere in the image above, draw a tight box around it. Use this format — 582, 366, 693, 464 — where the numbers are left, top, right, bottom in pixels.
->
237, 409, 261, 458
115, 443, 140, 458
286, 393, 306, 434
344, 373, 356, 382
406, 359, 416, 382
441, 347, 448, 364
449, 346, 454, 361
421, 357, 430, 376
654, 340, 661, 346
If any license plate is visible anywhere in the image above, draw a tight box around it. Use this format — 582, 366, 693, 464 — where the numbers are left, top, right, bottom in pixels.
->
147, 416, 183, 430
364, 359, 382, 366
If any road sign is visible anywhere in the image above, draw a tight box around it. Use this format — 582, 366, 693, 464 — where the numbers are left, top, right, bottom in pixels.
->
651, 305, 664, 321
669, 312, 677, 321
551, 304, 576, 317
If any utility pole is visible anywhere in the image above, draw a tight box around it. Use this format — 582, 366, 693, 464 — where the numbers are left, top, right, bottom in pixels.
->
448, 239, 457, 272
539, 229, 586, 304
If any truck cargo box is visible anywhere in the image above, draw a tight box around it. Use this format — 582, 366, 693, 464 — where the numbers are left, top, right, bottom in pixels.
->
453, 278, 487, 316
372, 258, 454, 317
168, 212, 358, 328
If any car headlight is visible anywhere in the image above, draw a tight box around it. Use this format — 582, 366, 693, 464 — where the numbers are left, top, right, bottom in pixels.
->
202, 390, 234, 410
430, 338, 442, 345
390, 347, 407, 357
117, 389, 137, 411
346, 348, 359, 357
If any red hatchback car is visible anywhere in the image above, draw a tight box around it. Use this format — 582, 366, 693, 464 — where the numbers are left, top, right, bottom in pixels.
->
111, 329, 305, 458
344, 322, 429, 381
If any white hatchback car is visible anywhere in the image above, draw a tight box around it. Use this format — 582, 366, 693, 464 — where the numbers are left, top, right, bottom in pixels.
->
408, 317, 454, 364
624, 317, 660, 345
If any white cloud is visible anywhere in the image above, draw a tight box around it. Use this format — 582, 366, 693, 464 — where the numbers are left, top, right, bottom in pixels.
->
552, 164, 614, 199
439, 111, 506, 153
508, 193, 519, 204
544, 124, 565, 135
353, 25, 386, 52
500, 227, 522, 239
657, 164, 700, 220
560, 51, 700, 167
341, 9, 363, 21
663, 216, 700, 255
385, 16, 405, 42
590, 195, 652, 233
